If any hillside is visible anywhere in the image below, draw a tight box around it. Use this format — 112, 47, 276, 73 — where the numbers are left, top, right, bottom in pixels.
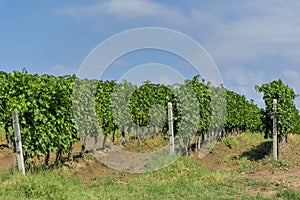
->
0, 133, 299, 199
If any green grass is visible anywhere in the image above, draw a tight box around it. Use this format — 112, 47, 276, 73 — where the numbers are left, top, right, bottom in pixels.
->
277, 187, 300, 199
0, 169, 87, 200
223, 133, 270, 151
0, 127, 6, 143
1, 132, 299, 199
122, 134, 168, 153
224, 137, 235, 149
1, 157, 297, 200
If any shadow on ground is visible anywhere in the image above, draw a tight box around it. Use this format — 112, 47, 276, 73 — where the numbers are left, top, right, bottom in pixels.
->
0, 144, 9, 150
240, 141, 272, 161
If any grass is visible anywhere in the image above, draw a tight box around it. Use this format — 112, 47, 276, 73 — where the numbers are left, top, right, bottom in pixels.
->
223, 133, 270, 151
0, 169, 86, 200
1, 132, 300, 199
122, 134, 168, 153
0, 127, 6, 143
224, 137, 235, 149
277, 187, 300, 199
235, 132, 268, 144
1, 157, 299, 200
288, 134, 300, 144
221, 133, 271, 173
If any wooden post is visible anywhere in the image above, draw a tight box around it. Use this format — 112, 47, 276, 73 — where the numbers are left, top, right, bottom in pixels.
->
168, 102, 175, 155
273, 99, 278, 161
12, 111, 25, 175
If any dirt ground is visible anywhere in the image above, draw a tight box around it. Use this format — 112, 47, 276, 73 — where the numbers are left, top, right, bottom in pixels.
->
195, 134, 300, 192
0, 134, 299, 193
0, 145, 16, 172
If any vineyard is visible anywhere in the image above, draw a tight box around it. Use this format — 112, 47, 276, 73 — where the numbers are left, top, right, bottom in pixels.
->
1, 69, 300, 199
0, 69, 300, 169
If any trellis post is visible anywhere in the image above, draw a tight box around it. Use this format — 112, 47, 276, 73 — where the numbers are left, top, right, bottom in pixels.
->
273, 99, 278, 161
12, 111, 25, 175
168, 102, 175, 155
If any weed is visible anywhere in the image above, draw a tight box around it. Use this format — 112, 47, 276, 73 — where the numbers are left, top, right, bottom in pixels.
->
264, 157, 291, 169
277, 187, 300, 199
0, 127, 6, 143
222, 155, 232, 163
236, 132, 268, 144
224, 137, 235, 149
239, 157, 254, 173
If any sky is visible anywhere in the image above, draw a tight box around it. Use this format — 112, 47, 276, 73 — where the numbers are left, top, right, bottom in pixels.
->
0, 0, 300, 109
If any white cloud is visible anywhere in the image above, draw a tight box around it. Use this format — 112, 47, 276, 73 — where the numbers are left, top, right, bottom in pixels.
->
282, 69, 300, 96
56, 1, 300, 65
190, 1, 300, 64
191, 1, 300, 109
55, 0, 300, 109
57, 0, 188, 25
223, 65, 266, 107
223, 66, 300, 109
158, 75, 175, 85
224, 65, 265, 86
282, 69, 300, 109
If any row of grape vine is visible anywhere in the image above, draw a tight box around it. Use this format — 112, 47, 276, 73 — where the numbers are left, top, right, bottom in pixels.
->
0, 70, 299, 167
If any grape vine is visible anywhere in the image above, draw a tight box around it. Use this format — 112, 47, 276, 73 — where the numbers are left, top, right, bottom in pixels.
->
1, 69, 298, 169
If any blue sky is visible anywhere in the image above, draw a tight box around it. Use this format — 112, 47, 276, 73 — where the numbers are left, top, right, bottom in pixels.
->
1, 0, 300, 109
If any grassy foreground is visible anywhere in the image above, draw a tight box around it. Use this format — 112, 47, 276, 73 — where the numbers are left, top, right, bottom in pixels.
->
0, 157, 299, 200
1, 132, 300, 199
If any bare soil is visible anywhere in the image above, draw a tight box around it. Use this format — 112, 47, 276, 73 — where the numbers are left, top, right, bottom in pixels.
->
194, 134, 300, 192
0, 145, 16, 172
